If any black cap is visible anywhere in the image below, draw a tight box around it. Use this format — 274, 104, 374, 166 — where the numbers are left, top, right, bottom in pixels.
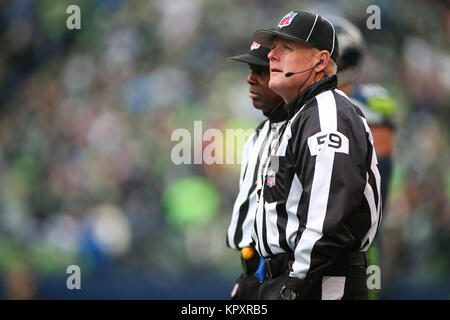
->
253, 11, 339, 62
228, 41, 270, 67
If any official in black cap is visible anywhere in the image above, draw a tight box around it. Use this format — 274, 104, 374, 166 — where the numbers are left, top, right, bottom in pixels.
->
226, 41, 287, 300
228, 41, 282, 112
254, 10, 339, 104
249, 11, 382, 300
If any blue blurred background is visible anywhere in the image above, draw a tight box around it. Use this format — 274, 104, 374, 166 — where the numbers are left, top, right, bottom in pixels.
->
0, 0, 449, 299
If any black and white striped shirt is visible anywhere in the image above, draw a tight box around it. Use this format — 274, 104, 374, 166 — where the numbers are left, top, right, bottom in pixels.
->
226, 105, 288, 250
252, 75, 382, 281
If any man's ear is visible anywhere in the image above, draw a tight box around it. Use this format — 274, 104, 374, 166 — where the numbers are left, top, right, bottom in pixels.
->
314, 50, 331, 72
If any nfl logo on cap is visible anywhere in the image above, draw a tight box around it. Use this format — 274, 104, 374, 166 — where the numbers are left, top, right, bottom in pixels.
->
278, 11, 298, 29
250, 41, 261, 50
267, 170, 276, 187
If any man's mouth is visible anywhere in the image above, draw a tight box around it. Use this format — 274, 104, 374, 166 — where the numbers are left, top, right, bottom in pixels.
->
249, 90, 260, 99
271, 67, 282, 73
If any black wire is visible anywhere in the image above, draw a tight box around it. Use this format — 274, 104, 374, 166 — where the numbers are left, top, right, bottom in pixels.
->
296, 69, 329, 95
296, 68, 316, 96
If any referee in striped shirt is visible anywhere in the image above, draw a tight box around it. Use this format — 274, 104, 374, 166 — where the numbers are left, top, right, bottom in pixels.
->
250, 11, 382, 300
226, 40, 287, 299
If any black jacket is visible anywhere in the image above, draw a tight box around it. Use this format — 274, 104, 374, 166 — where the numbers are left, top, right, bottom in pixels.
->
252, 75, 382, 298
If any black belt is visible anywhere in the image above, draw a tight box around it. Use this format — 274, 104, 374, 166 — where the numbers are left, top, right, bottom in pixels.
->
330, 251, 367, 275
348, 252, 366, 266
263, 251, 366, 280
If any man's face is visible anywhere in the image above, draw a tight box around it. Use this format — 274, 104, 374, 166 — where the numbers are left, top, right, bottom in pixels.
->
247, 64, 282, 111
268, 36, 316, 103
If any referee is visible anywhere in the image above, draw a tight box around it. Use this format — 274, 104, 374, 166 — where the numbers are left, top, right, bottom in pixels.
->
226, 40, 287, 299
251, 11, 382, 300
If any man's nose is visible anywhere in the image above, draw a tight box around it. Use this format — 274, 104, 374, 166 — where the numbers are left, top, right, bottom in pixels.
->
268, 48, 276, 61
247, 71, 257, 85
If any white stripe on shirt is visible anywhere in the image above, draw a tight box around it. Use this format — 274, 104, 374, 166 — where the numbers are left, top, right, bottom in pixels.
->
291, 90, 337, 278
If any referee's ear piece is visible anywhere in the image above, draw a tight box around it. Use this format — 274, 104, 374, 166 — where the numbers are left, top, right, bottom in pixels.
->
317, 59, 328, 79
314, 59, 324, 68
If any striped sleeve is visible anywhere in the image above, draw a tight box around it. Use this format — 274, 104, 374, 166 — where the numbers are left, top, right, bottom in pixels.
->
287, 90, 381, 287
226, 120, 271, 250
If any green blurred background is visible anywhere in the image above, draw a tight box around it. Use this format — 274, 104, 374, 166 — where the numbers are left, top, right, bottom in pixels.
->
0, 0, 449, 299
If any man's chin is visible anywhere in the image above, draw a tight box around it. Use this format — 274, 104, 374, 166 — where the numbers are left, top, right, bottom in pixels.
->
252, 103, 273, 113
252, 102, 265, 110
268, 79, 282, 94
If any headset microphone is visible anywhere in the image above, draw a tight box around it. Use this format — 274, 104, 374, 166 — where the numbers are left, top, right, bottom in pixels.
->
285, 59, 323, 77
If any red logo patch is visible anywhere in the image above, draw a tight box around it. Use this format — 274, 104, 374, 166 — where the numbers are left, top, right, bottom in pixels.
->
250, 41, 261, 50
278, 11, 298, 29
267, 170, 276, 187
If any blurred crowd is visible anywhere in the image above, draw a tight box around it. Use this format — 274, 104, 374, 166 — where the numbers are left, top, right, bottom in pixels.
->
0, 0, 449, 299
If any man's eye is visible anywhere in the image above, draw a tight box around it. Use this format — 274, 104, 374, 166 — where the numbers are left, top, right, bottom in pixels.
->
255, 69, 268, 76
